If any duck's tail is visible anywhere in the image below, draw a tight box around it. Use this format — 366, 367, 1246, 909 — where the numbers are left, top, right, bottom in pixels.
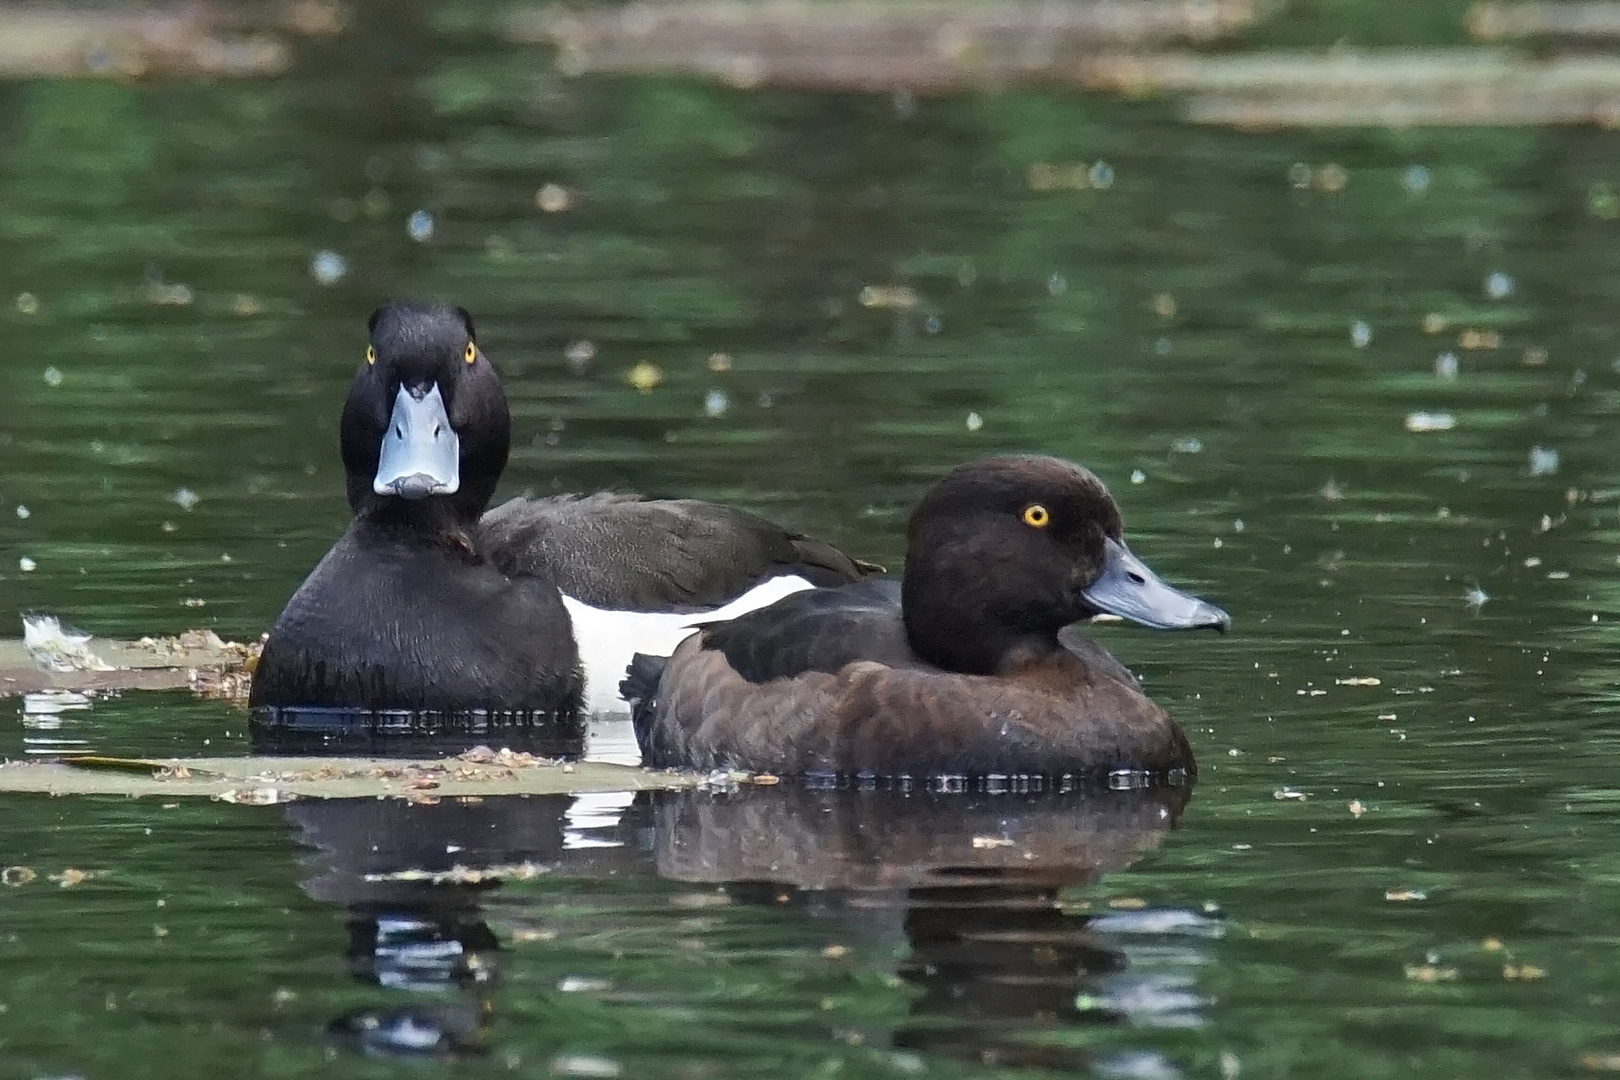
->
620, 652, 668, 760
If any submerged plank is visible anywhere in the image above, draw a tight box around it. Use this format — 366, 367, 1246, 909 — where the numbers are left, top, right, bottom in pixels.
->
513, 0, 1263, 92
0, 632, 251, 697
1469, 1, 1620, 41
0, 3, 297, 79
1074, 50, 1620, 126
0, 753, 696, 800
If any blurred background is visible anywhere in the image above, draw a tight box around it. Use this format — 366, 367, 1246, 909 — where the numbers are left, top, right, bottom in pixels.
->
6, 4, 1620, 1076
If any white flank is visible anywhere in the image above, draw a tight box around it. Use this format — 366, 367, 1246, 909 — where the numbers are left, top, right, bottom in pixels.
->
562, 574, 814, 714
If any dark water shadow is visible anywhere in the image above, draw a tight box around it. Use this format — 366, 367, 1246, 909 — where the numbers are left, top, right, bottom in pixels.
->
285, 781, 1202, 1068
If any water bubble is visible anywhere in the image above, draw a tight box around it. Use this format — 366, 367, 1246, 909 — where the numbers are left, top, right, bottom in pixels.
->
1402, 164, 1431, 194
310, 250, 348, 286
924, 315, 943, 334
1088, 161, 1115, 189
15, 505, 28, 519
42, 367, 62, 388
703, 388, 729, 418
965, 411, 984, 432
170, 487, 200, 511
1350, 320, 1372, 348
1434, 352, 1459, 379
1485, 271, 1514, 300
1527, 446, 1559, 477
1047, 273, 1067, 296
406, 209, 435, 242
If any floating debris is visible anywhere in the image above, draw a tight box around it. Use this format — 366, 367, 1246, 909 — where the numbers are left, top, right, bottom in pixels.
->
550, 1053, 624, 1078
535, 183, 574, 213
706, 351, 733, 372
1405, 963, 1458, 982
14, 291, 38, 315
1336, 676, 1382, 686
1350, 320, 1372, 348
22, 615, 112, 673
42, 366, 62, 388
625, 361, 663, 392
965, 411, 984, 432
1435, 351, 1460, 379
1130, 469, 1147, 484
858, 284, 918, 309
1503, 962, 1547, 980
1465, 585, 1490, 611
2, 866, 35, 887
1385, 888, 1427, 901
1403, 164, 1432, 193
564, 339, 596, 373
1172, 436, 1203, 453
1404, 411, 1456, 433
1485, 271, 1515, 299
17, 557, 36, 573
170, 487, 199, 511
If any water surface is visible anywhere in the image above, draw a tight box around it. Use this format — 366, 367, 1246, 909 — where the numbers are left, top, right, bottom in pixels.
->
3, 5, 1620, 1077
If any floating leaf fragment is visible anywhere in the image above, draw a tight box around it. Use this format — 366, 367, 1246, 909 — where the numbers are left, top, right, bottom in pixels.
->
1336, 676, 1381, 686
1503, 963, 1546, 980
626, 361, 663, 392
1405, 963, 1458, 982
3, 866, 35, 887
1385, 888, 1426, 901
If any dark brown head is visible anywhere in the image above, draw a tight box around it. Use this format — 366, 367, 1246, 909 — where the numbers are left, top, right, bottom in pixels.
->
900, 455, 1229, 674
340, 303, 510, 524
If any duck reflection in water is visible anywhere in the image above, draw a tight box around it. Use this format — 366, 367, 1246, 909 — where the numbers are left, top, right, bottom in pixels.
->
285, 779, 1210, 1071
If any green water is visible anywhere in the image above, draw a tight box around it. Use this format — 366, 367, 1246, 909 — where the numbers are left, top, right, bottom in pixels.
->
5, 3, 1620, 1076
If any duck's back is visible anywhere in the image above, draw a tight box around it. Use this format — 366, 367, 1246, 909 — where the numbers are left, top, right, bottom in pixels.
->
634, 581, 1192, 778
480, 492, 872, 611
250, 523, 582, 715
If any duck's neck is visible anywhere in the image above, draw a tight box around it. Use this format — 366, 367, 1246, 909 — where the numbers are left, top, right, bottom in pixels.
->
901, 561, 1063, 675
355, 496, 483, 561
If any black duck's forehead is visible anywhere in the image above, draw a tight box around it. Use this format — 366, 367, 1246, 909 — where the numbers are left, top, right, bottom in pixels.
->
932, 456, 1118, 518
367, 304, 473, 359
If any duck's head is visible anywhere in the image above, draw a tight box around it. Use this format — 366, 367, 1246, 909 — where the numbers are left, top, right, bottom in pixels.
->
901, 455, 1229, 674
340, 303, 510, 522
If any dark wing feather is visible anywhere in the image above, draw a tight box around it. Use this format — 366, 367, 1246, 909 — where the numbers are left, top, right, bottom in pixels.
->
698, 578, 920, 683
480, 492, 876, 612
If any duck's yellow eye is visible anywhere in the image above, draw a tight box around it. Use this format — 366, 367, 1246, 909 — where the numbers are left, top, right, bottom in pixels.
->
1022, 504, 1050, 528
365, 345, 376, 365
464, 342, 477, 364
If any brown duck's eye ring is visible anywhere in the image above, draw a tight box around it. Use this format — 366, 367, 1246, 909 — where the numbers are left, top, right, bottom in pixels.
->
365, 345, 376, 365
464, 342, 477, 364
1022, 504, 1050, 528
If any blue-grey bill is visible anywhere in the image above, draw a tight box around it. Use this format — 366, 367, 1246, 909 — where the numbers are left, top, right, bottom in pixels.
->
373, 383, 460, 500
1081, 537, 1231, 632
